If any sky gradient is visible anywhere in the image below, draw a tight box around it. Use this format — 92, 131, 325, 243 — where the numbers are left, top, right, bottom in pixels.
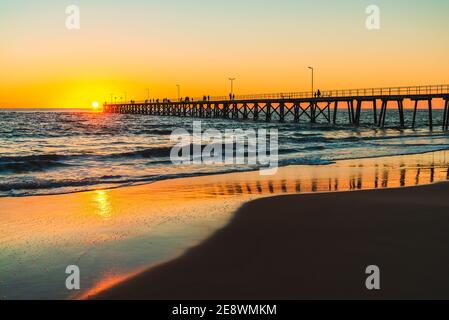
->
1, 0, 449, 108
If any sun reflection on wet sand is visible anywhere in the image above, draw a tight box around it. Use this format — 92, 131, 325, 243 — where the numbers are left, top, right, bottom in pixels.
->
92, 190, 112, 220
1, 150, 449, 299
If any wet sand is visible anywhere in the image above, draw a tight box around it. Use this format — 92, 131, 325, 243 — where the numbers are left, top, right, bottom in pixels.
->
1, 150, 449, 299
95, 182, 449, 300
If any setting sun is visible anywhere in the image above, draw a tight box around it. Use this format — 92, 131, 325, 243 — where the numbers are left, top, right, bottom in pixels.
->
92, 101, 99, 109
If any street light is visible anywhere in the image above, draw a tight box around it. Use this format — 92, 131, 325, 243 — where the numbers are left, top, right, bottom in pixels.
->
228, 78, 236, 100
308, 67, 314, 97
176, 84, 180, 101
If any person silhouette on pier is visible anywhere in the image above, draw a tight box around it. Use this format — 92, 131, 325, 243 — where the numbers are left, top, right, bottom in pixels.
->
208, 95, 210, 101
317, 89, 322, 97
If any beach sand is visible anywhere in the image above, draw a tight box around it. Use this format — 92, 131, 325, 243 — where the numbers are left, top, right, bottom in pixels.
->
2, 150, 449, 299
95, 182, 449, 300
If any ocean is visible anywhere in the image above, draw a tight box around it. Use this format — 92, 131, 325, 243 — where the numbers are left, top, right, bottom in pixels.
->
1, 108, 449, 197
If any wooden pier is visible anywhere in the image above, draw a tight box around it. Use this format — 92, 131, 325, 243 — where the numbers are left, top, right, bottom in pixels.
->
104, 85, 449, 130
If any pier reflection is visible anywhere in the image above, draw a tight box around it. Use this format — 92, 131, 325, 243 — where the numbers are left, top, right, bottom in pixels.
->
204, 166, 443, 195
155, 150, 449, 198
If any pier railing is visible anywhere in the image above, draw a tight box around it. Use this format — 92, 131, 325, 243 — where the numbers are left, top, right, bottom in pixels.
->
124, 84, 449, 104
218, 84, 449, 101
320, 84, 449, 99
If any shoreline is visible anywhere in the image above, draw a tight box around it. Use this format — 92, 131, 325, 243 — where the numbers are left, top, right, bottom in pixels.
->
3, 146, 449, 199
94, 182, 449, 300
1, 149, 449, 299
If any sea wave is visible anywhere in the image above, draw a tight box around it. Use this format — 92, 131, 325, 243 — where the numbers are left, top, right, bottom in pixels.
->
2, 109, 449, 197
0, 175, 127, 192
0, 154, 76, 174
106, 146, 174, 159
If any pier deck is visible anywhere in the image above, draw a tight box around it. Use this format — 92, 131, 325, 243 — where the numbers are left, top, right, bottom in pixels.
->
104, 84, 449, 130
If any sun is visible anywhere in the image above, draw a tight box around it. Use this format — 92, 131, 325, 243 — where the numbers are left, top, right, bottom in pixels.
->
91, 101, 99, 109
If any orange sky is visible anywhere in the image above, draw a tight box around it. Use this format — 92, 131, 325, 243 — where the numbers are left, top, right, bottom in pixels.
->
1, 0, 448, 108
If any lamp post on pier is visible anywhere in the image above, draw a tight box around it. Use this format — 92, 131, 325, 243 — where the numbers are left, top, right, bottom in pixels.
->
228, 77, 236, 100
176, 84, 180, 101
308, 66, 316, 123
308, 66, 314, 97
